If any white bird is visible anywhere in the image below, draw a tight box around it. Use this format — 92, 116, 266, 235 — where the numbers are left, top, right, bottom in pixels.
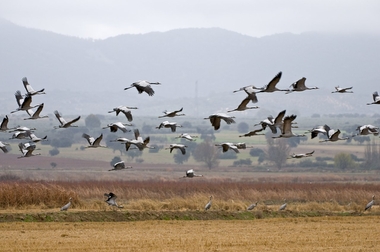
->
176, 133, 198, 141
257, 72, 288, 93
332, 86, 353, 93
233, 84, 265, 94
355, 125, 379, 136
9, 126, 36, 133
1, 115, 18, 132
18, 142, 41, 158
166, 143, 187, 155
24, 103, 49, 120
22, 77, 45, 96
108, 161, 132, 171
102, 122, 132, 133
124, 129, 153, 151
227, 96, 259, 112
286, 77, 318, 94
10, 130, 31, 140
110, 137, 131, 143
204, 113, 235, 130
29, 133, 48, 143
247, 201, 258, 211
239, 128, 265, 137
182, 169, 203, 178
108, 106, 137, 122
205, 195, 213, 210
60, 197, 72, 211
159, 107, 185, 118
215, 143, 239, 153
11, 91, 40, 114
273, 115, 305, 139
307, 125, 329, 139
319, 126, 349, 142
365, 195, 375, 211
279, 199, 287, 210
288, 150, 315, 159
254, 116, 277, 134
367, 91, 380, 105
124, 80, 161, 96
156, 121, 182, 132
104, 192, 123, 208
235, 142, 253, 150
54, 110, 81, 128
82, 133, 106, 148
0, 141, 10, 153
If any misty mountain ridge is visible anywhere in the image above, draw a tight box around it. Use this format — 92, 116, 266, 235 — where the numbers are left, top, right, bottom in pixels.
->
0, 18, 380, 118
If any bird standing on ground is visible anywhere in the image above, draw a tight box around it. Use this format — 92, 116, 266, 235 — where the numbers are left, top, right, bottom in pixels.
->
279, 199, 287, 210
124, 80, 161, 96
286, 77, 318, 94
108, 106, 137, 122
247, 201, 258, 210
204, 113, 235, 130
159, 107, 185, 118
108, 161, 132, 171
60, 197, 72, 211
82, 133, 106, 148
104, 192, 123, 208
182, 169, 203, 178
205, 196, 213, 210
22, 77, 45, 96
367, 92, 380, 105
365, 195, 375, 211
54, 110, 81, 128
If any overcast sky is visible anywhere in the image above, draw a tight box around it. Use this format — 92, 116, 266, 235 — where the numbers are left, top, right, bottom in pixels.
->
1, 0, 379, 39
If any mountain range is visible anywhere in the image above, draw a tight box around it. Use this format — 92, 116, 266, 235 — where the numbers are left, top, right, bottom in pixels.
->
1, 18, 380, 118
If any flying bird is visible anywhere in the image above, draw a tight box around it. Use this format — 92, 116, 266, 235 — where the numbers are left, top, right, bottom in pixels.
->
175, 133, 198, 141
24, 103, 48, 120
332, 86, 353, 93
82, 133, 106, 148
159, 107, 185, 118
124, 80, 161, 96
29, 133, 47, 143
124, 129, 153, 151
233, 84, 265, 94
0, 115, 17, 132
166, 144, 187, 155
204, 113, 235, 130
355, 125, 379, 136
11, 91, 40, 114
254, 116, 277, 134
54, 110, 81, 128
182, 169, 203, 178
239, 128, 265, 137
10, 130, 31, 140
156, 121, 182, 132
307, 125, 329, 139
22, 77, 45, 96
215, 142, 239, 153
286, 77, 318, 94
227, 96, 259, 112
365, 195, 375, 211
257, 72, 288, 93
319, 126, 349, 142
367, 91, 380, 105
204, 195, 213, 211
60, 197, 72, 211
272, 115, 305, 139
102, 122, 132, 133
288, 150, 315, 159
104, 192, 123, 208
18, 142, 41, 158
0, 141, 10, 153
108, 161, 132, 171
108, 106, 137, 122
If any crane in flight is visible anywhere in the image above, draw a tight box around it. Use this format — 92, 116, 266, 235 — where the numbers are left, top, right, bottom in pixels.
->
124, 80, 161, 96
22, 77, 45, 96
54, 111, 80, 128
104, 192, 124, 208
367, 91, 380, 105
182, 169, 203, 178
108, 161, 132, 171
286, 77, 318, 94
332, 86, 353, 93
24, 103, 48, 120
11, 91, 40, 114
166, 143, 187, 155
108, 106, 137, 122
158, 107, 185, 118
82, 133, 107, 148
204, 113, 235, 130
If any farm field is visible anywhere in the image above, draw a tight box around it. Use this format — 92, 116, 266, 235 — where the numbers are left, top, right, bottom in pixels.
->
1, 216, 379, 251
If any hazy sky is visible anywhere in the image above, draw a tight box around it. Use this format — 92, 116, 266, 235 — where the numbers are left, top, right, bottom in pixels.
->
1, 0, 379, 39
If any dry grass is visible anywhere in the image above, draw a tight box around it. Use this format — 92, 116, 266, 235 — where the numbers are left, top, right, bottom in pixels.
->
1, 216, 380, 251
0, 180, 379, 212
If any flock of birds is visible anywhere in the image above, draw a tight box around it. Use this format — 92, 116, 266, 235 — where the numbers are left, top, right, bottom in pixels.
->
0, 74, 378, 212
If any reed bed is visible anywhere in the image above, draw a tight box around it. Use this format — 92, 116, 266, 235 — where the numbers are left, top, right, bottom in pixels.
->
0, 179, 378, 211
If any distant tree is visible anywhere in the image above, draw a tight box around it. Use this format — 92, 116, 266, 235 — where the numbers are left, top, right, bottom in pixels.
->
50, 137, 72, 148
105, 134, 124, 156
266, 138, 290, 170
334, 153, 355, 170
193, 140, 219, 169
181, 121, 192, 129
258, 153, 265, 164
126, 149, 142, 161
250, 148, 265, 157
50, 162, 57, 168
49, 148, 60, 156
110, 156, 122, 167
149, 144, 160, 153
173, 151, 190, 165
233, 158, 252, 166
85, 114, 101, 129
218, 150, 237, 159
237, 122, 249, 133
363, 141, 380, 170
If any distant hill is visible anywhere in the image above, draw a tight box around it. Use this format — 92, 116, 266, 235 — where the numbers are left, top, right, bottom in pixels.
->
0, 18, 380, 117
